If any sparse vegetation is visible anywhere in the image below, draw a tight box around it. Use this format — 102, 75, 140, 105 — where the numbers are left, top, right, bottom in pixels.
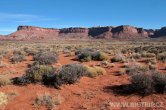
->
0, 75, 11, 87
131, 73, 153, 95
157, 52, 166, 62
34, 51, 58, 65
11, 54, 26, 63
34, 93, 63, 109
25, 64, 55, 83
0, 92, 8, 106
84, 65, 106, 78
111, 53, 126, 62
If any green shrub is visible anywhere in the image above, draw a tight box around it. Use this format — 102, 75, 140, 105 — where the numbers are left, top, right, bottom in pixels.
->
131, 73, 153, 95
58, 64, 87, 84
25, 64, 55, 82
126, 63, 149, 76
152, 72, 166, 93
34, 51, 58, 65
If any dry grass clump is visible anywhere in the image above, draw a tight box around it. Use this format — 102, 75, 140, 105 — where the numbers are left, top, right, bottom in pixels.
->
0, 75, 11, 87
0, 61, 6, 68
25, 64, 55, 83
92, 51, 109, 61
84, 65, 106, 78
34, 93, 63, 109
111, 53, 126, 63
76, 48, 108, 62
0, 92, 8, 106
98, 61, 115, 68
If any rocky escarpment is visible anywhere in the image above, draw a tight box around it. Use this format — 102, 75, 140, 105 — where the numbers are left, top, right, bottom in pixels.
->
88, 26, 150, 39
88, 26, 113, 38
153, 27, 166, 38
0, 25, 165, 40
59, 28, 89, 38
8, 26, 59, 40
111, 25, 149, 38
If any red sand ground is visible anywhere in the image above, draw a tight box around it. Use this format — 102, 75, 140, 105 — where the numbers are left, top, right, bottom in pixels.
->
0, 53, 166, 110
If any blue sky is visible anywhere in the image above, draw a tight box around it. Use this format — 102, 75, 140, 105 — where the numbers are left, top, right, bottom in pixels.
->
0, 0, 165, 35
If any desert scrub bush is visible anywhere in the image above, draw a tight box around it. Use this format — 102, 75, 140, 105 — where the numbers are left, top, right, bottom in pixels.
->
84, 65, 106, 78
144, 58, 157, 64
77, 51, 92, 62
131, 73, 153, 95
152, 72, 166, 93
111, 53, 126, 63
125, 63, 149, 76
12, 75, 31, 85
75, 48, 94, 55
92, 52, 108, 61
25, 64, 55, 83
157, 52, 166, 62
13, 50, 26, 56
58, 64, 87, 84
141, 52, 156, 58
34, 93, 63, 109
0, 92, 8, 106
115, 68, 126, 76
11, 54, 26, 63
42, 73, 62, 89
0, 75, 11, 87
132, 53, 141, 59
34, 51, 58, 65
0, 50, 9, 58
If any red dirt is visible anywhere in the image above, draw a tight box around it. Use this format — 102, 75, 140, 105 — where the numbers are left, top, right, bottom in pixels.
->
0, 53, 166, 110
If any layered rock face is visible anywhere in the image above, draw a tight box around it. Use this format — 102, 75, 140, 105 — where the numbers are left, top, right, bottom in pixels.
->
0, 25, 165, 40
88, 26, 150, 39
153, 27, 166, 38
8, 26, 59, 40
59, 28, 89, 38
111, 25, 149, 38
88, 27, 113, 38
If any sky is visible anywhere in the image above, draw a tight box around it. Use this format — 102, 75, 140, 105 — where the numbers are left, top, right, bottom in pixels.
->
0, 0, 165, 35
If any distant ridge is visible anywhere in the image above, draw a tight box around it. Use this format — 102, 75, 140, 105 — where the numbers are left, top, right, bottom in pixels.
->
0, 25, 165, 41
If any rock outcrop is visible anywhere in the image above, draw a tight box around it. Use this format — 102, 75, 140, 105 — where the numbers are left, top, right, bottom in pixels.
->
0, 25, 165, 40
88, 26, 113, 38
111, 25, 149, 38
8, 26, 59, 40
153, 27, 166, 38
59, 27, 89, 38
